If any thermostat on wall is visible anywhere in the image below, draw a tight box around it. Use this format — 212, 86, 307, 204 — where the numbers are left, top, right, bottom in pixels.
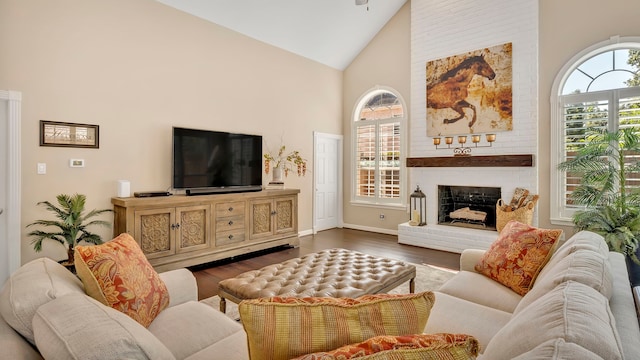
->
69, 159, 85, 168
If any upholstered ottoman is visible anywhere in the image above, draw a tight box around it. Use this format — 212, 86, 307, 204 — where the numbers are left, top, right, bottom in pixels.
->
217, 248, 416, 312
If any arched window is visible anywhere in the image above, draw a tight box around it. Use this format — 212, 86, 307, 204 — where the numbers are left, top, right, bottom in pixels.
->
352, 87, 406, 206
551, 37, 640, 224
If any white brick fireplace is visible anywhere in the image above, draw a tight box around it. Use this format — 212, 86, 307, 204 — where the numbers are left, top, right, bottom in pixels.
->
399, 0, 539, 253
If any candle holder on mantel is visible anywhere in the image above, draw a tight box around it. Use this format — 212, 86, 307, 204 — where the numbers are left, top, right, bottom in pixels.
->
409, 185, 426, 226
432, 133, 496, 156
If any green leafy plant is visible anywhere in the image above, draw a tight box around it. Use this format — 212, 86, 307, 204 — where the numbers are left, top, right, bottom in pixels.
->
558, 128, 640, 263
27, 193, 112, 265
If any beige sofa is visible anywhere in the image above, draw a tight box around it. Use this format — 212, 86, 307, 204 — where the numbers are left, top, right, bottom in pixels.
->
0, 258, 248, 359
428, 230, 640, 358
2, 230, 639, 359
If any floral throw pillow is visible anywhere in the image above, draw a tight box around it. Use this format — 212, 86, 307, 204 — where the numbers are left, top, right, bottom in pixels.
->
291, 333, 479, 360
74, 233, 170, 327
475, 220, 563, 296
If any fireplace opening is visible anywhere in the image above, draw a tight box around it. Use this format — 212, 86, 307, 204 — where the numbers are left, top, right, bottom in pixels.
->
438, 185, 501, 231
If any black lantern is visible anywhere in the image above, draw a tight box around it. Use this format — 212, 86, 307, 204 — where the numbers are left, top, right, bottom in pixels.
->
410, 185, 427, 226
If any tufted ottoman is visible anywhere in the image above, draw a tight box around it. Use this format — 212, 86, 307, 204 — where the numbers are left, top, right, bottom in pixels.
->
217, 248, 416, 313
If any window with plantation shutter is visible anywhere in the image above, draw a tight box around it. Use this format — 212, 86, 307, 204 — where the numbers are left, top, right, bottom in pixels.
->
551, 41, 640, 224
353, 88, 406, 206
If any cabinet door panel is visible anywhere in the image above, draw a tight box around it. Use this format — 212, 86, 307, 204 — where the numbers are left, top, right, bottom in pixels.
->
250, 199, 273, 240
134, 208, 175, 259
177, 205, 210, 253
275, 196, 296, 234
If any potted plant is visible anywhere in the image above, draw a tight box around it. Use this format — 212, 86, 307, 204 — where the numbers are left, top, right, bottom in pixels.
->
27, 193, 112, 268
558, 128, 640, 272
263, 145, 307, 183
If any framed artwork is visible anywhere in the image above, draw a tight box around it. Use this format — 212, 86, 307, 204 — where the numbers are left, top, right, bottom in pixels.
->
40, 120, 99, 149
426, 42, 513, 136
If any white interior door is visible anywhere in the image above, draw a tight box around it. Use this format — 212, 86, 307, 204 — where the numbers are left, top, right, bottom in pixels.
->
0, 91, 21, 284
313, 132, 342, 233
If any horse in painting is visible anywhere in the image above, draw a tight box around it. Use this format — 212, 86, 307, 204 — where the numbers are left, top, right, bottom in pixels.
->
427, 55, 496, 128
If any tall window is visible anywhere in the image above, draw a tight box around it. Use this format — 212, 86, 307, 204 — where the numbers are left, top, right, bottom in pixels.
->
352, 88, 406, 206
551, 38, 640, 224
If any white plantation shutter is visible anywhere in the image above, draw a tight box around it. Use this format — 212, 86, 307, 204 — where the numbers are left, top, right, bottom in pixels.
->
356, 124, 376, 197
557, 89, 640, 217
551, 42, 640, 225
378, 122, 400, 199
353, 89, 405, 205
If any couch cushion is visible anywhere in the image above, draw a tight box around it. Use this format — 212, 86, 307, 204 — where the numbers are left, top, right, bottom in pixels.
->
608, 251, 640, 358
482, 281, 624, 359
239, 291, 435, 360
540, 231, 609, 276
291, 333, 479, 360
549, 230, 609, 262
514, 248, 613, 314
438, 270, 522, 313
425, 291, 512, 353
0, 257, 84, 344
0, 315, 43, 360
475, 220, 562, 296
32, 293, 175, 360
148, 301, 248, 360
75, 233, 170, 327
509, 339, 604, 360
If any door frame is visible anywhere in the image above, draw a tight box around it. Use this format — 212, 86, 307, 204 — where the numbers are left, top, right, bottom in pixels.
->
312, 132, 343, 234
0, 90, 21, 282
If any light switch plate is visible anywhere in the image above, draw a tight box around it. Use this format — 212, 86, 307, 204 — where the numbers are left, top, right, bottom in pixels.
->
37, 163, 46, 174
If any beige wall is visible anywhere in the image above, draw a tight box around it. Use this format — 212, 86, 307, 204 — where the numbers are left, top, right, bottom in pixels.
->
538, 0, 640, 235
0, 0, 342, 264
342, 3, 411, 233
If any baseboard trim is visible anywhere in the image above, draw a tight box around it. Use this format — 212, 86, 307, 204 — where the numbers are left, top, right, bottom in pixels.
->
298, 229, 313, 237
341, 223, 398, 236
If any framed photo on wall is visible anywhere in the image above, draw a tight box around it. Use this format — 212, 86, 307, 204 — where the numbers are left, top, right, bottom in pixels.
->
39, 120, 99, 149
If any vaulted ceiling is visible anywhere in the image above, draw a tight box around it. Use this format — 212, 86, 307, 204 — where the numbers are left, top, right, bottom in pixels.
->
154, 0, 408, 70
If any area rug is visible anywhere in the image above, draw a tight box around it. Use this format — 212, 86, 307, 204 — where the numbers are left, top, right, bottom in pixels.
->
200, 263, 458, 321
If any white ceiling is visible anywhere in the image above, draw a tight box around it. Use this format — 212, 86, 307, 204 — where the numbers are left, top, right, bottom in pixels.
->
154, 0, 408, 70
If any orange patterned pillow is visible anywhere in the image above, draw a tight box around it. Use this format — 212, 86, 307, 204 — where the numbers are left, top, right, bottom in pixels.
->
239, 291, 435, 360
74, 233, 170, 327
475, 220, 562, 296
291, 333, 479, 360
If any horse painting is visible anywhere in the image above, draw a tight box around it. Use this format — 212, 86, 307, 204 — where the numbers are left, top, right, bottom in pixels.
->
427, 55, 496, 128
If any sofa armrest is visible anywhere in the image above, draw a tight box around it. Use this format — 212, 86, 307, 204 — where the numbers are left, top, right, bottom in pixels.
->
459, 249, 485, 272
0, 316, 42, 359
159, 269, 198, 307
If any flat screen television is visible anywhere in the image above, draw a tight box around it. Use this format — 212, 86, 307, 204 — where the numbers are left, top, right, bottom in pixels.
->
172, 127, 263, 195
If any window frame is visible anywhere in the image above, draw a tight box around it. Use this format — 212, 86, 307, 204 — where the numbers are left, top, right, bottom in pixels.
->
550, 36, 640, 225
351, 86, 407, 209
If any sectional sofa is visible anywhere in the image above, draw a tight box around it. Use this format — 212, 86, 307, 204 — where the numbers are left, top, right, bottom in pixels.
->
429, 230, 640, 358
1, 230, 639, 359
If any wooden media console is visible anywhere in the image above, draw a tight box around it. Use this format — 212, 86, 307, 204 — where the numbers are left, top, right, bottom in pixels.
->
111, 189, 300, 271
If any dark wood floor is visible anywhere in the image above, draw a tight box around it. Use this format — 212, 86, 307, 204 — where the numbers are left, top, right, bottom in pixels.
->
189, 228, 461, 300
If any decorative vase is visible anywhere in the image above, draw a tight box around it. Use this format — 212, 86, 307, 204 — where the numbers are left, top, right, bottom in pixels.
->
271, 166, 284, 184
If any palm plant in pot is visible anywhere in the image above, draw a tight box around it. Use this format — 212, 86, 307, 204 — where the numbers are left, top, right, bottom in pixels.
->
27, 193, 112, 268
558, 128, 640, 269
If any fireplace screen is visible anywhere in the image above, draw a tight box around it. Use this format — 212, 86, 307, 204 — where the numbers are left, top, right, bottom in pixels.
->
438, 185, 501, 231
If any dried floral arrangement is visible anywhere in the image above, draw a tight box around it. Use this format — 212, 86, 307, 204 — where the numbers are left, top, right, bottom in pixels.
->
264, 145, 307, 177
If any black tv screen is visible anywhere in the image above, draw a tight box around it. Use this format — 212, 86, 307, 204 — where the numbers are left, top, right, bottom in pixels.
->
172, 127, 263, 195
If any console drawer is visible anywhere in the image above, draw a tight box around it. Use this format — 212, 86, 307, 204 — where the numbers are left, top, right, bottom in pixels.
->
216, 202, 245, 218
